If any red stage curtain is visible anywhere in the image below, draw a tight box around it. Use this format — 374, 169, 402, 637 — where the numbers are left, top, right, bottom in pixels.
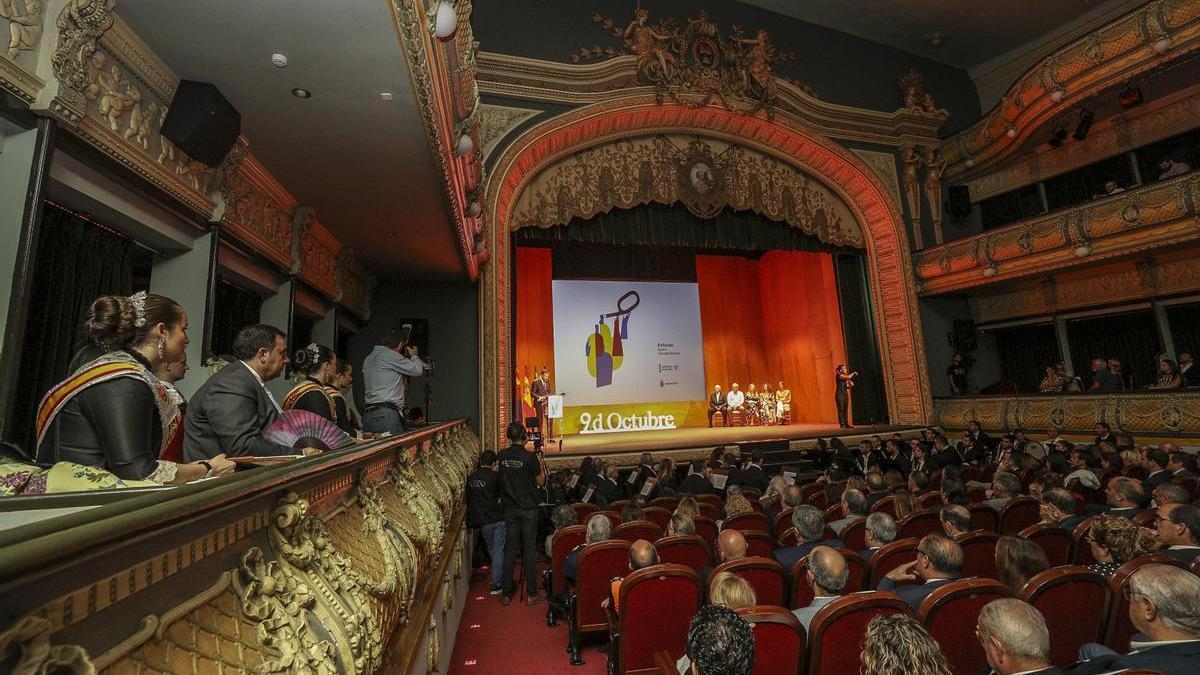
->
698, 252, 846, 424
515, 247, 555, 387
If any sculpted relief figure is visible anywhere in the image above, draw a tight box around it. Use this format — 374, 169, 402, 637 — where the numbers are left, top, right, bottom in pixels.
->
0, 0, 42, 61
623, 8, 675, 81
734, 29, 778, 101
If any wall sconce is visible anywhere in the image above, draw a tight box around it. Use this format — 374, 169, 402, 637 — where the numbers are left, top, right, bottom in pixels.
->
984, 264, 998, 277
1074, 244, 1093, 258
1050, 86, 1066, 103
434, 1, 458, 41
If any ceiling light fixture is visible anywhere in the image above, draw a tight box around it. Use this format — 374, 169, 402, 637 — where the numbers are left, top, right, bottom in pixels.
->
380, 92, 394, 101
291, 87, 311, 99
271, 53, 288, 68
434, 1, 458, 41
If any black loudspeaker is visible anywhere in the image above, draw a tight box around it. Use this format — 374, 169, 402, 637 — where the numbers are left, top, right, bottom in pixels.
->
161, 81, 241, 167
948, 184, 972, 218
952, 319, 977, 353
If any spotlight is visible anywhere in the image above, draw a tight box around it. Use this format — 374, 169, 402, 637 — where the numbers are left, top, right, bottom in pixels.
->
1072, 108, 1094, 141
1119, 86, 1144, 110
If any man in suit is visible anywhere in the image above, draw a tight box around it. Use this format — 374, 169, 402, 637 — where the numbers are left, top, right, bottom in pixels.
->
1180, 352, 1199, 387
1167, 450, 1196, 479
1155, 503, 1200, 563
876, 533, 962, 610
976, 599, 1065, 675
829, 489, 868, 535
707, 384, 728, 427
939, 504, 972, 538
184, 324, 303, 461
1094, 422, 1115, 447
774, 505, 843, 572
1087, 476, 1145, 517
985, 472, 1021, 511
1039, 488, 1082, 530
963, 419, 991, 465
737, 450, 768, 494
1143, 448, 1172, 491
631, 452, 657, 497
791, 546, 847, 631
863, 472, 887, 511
880, 439, 911, 476
1153, 482, 1190, 508
678, 459, 715, 496
860, 512, 896, 563
563, 513, 611, 583
1072, 565, 1200, 675
594, 463, 622, 506
530, 368, 551, 433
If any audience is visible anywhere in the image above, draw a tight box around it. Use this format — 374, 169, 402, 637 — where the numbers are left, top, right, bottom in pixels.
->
676, 496, 701, 518
722, 486, 753, 519
893, 488, 920, 520
1153, 481, 1189, 507
774, 505, 843, 570
975, 599, 1058, 675
830, 489, 867, 534
604, 539, 658, 614
1086, 514, 1158, 576
939, 504, 972, 538
1155, 503, 1200, 563
995, 535, 1049, 595
679, 605, 755, 675
1143, 449, 1171, 490
707, 571, 756, 610
861, 614, 954, 675
1038, 488, 1082, 529
1090, 476, 1145, 516
861, 512, 897, 562
986, 472, 1020, 511
792, 545, 848, 630
878, 533, 963, 610
563, 513, 611, 583
668, 513, 695, 537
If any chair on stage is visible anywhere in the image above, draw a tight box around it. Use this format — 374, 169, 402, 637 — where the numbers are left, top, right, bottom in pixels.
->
806, 592, 910, 675
711, 557, 788, 606
919, 579, 1012, 675
728, 409, 744, 427
743, 531, 774, 559
736, 606, 807, 675
654, 535, 712, 576
725, 512, 770, 534
568, 540, 631, 665
955, 531, 1000, 579
1020, 566, 1111, 667
544, 524, 587, 626
1020, 523, 1073, 567
614, 520, 663, 544
642, 506, 672, 532
865, 538, 920, 588
711, 410, 725, 428
607, 564, 701, 675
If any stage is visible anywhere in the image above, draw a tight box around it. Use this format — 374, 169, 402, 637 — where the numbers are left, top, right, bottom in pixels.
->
540, 422, 920, 468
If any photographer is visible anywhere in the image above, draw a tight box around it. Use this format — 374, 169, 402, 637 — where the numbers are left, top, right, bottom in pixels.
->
361, 325, 431, 435
499, 421, 546, 606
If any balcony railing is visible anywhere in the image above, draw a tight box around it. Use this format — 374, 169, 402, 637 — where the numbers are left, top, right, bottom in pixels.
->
934, 390, 1200, 438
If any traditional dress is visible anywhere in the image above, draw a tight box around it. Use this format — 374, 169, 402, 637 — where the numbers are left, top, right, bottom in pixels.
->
776, 387, 792, 422
36, 350, 182, 483
282, 377, 338, 423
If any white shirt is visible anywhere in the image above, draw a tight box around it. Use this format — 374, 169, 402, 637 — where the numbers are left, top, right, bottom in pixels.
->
726, 390, 745, 407
243, 361, 281, 412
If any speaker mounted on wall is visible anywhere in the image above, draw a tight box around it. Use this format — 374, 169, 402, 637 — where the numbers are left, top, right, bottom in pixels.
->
161, 81, 241, 167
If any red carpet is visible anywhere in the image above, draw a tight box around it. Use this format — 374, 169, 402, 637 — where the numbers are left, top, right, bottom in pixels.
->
448, 565, 608, 675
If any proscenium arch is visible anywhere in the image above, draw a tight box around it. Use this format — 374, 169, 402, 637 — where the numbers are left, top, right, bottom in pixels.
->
480, 95, 933, 447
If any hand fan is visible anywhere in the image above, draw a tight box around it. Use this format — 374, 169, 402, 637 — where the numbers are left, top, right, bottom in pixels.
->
264, 410, 351, 452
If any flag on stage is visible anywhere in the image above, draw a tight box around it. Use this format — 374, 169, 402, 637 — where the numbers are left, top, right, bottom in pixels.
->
514, 367, 523, 416
521, 366, 535, 421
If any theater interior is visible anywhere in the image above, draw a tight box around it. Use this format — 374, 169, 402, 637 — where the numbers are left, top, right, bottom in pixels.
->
2, 1, 1200, 673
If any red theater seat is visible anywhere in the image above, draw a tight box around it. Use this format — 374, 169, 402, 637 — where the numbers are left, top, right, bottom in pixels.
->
736, 606, 807, 675
568, 540, 631, 665
998, 497, 1041, 534
726, 511, 770, 534
614, 520, 664, 544
967, 485, 987, 504
773, 508, 794, 537
711, 557, 787, 606
823, 503, 843, 523
546, 525, 586, 599
598, 511, 622, 530
610, 499, 631, 513
799, 484, 824, 505
571, 502, 598, 522
1106, 554, 1188, 652
919, 491, 944, 509
609, 564, 701, 674
650, 496, 678, 512
1072, 518, 1097, 565
789, 550, 865, 608
967, 504, 1000, 532
654, 535, 711, 575
642, 506, 672, 532
743, 531, 774, 559
1131, 510, 1155, 527
698, 502, 722, 520
955, 531, 1000, 580
841, 519, 868, 551
869, 495, 896, 517
693, 516, 719, 551
898, 511, 942, 540
1020, 523, 1073, 567
777, 527, 798, 549
806, 592, 911, 675
695, 493, 722, 507
1020, 566, 1111, 667
919, 579, 1011, 675
866, 538, 920, 588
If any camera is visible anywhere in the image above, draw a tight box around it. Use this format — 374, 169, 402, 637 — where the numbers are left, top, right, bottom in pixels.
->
524, 416, 544, 452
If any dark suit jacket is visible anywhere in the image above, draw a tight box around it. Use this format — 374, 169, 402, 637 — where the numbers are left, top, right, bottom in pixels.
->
563, 544, 584, 583
876, 577, 956, 611
774, 538, 844, 572
183, 362, 294, 461
1145, 469, 1172, 490
858, 547, 879, 564
738, 465, 768, 493
1071, 639, 1200, 675
1162, 546, 1200, 563
1183, 365, 1200, 387
678, 473, 715, 496
1087, 504, 1144, 517
1059, 514, 1083, 530
594, 478, 622, 506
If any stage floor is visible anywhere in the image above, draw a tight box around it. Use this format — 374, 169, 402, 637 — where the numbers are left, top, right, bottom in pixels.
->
541, 422, 918, 466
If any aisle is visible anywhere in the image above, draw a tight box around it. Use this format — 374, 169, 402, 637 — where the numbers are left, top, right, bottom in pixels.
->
447, 565, 609, 675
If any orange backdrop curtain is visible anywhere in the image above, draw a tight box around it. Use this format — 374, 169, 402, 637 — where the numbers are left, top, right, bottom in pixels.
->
697, 252, 846, 424
514, 247, 555, 414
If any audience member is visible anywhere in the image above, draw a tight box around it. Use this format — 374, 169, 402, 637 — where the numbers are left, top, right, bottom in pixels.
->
1090, 358, 1121, 392
1086, 514, 1158, 576
1039, 488, 1082, 529
604, 539, 658, 614
620, 503, 645, 523
1155, 503, 1200, 563
939, 504, 972, 538
1090, 476, 1145, 516
861, 614, 954, 675
877, 534, 963, 610
864, 471, 887, 509
1180, 352, 1199, 387
908, 469, 930, 495
830, 489, 867, 535
1153, 482, 1190, 507
1168, 450, 1195, 478
1065, 446, 1102, 491
995, 535, 1050, 595
986, 472, 1020, 511
708, 571, 756, 610
738, 450, 768, 493
716, 529, 748, 564
680, 605, 755, 675
941, 477, 969, 506
668, 513, 695, 537
893, 489, 920, 520
774, 505, 843, 571
595, 463, 622, 505
1028, 471, 1060, 501
546, 503, 578, 556
1073, 565, 1200, 674
861, 512, 897, 562
676, 496, 701, 518
1143, 449, 1171, 490
975, 599, 1059, 675
1157, 155, 1192, 180
563, 513, 611, 583
722, 487, 753, 519
792, 545, 848, 630
467, 450, 506, 594
679, 460, 714, 496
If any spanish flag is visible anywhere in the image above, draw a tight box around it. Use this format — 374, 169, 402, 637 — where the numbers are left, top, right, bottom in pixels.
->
521, 365, 535, 421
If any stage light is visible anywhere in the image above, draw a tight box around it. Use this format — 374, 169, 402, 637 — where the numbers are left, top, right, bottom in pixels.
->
1006, 125, 1018, 139
434, 1, 458, 41
1119, 86, 1144, 109
1072, 108, 1094, 141
1050, 86, 1066, 103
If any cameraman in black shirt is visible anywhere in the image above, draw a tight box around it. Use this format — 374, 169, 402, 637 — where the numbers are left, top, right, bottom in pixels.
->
498, 421, 545, 606
467, 450, 506, 594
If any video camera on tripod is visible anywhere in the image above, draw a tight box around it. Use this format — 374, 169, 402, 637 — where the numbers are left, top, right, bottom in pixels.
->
524, 416, 545, 453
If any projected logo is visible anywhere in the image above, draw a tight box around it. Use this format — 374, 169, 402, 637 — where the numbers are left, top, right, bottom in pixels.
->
583, 290, 640, 388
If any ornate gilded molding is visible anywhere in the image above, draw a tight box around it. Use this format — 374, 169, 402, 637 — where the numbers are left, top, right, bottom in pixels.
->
0, 615, 92, 673
850, 148, 902, 218
336, 249, 376, 320
477, 102, 539, 161
941, 0, 1200, 179
0, 0, 46, 103
512, 134, 862, 247
914, 171, 1200, 295
217, 139, 297, 270
936, 391, 1200, 438
291, 208, 341, 300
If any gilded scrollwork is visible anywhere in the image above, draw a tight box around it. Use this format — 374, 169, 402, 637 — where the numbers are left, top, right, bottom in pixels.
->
51, 0, 112, 94
0, 614, 93, 673
936, 392, 1200, 437
233, 547, 336, 675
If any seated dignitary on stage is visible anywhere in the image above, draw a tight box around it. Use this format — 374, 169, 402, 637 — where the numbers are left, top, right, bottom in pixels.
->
725, 382, 745, 413
876, 533, 963, 610
1072, 565, 1200, 675
184, 324, 308, 461
775, 380, 791, 420
774, 504, 844, 571
975, 599, 1063, 675
283, 343, 340, 424
37, 293, 235, 484
707, 384, 728, 427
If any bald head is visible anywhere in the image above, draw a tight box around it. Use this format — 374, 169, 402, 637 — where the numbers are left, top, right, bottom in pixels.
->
630, 540, 658, 571
717, 528, 748, 562
808, 545, 849, 596
782, 485, 802, 508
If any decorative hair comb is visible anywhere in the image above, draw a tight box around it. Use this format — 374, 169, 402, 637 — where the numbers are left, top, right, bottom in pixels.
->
306, 343, 321, 361
129, 291, 148, 328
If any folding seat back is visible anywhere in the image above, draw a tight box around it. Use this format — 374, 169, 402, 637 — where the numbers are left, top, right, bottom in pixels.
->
806, 592, 910, 675
736, 606, 806, 675
919, 579, 1011, 675
1072, 518, 1097, 565
693, 516, 719, 550
569, 539, 632, 664
698, 502, 722, 520
823, 503, 843, 523
898, 511, 941, 540
695, 493, 722, 507
572, 502, 598, 522
743, 531, 774, 559
610, 499, 631, 513
865, 538, 920, 588
841, 519, 868, 551
641, 506, 672, 532
998, 497, 1041, 534
919, 491, 944, 509
1020, 566, 1111, 667
712, 557, 787, 607
654, 535, 711, 575
1019, 523, 1073, 566
967, 504, 999, 532
548, 524, 586, 597
614, 520, 663, 544
955, 531, 1000, 579
1106, 554, 1187, 651
869, 495, 896, 517
613, 565, 702, 674
725, 511, 770, 534
651, 496, 678, 512
773, 508, 794, 536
